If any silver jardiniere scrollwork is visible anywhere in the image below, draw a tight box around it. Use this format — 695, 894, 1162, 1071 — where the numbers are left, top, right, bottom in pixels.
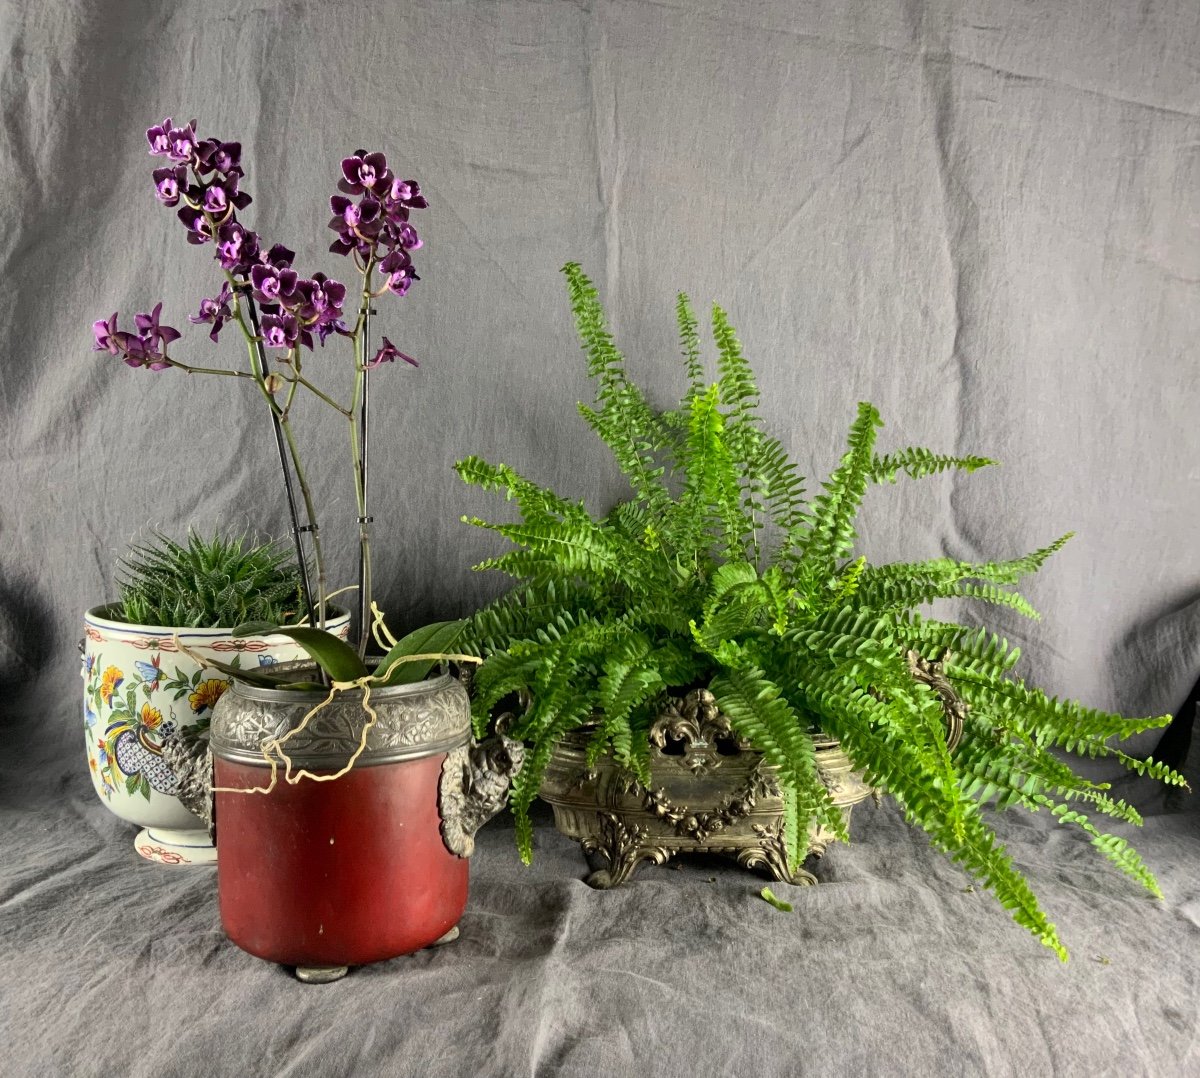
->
539, 688, 877, 889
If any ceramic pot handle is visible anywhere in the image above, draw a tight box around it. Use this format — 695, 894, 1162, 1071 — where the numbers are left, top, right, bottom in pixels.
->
439, 735, 525, 858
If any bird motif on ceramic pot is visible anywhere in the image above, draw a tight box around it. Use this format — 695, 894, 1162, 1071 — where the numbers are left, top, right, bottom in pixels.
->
106, 702, 182, 797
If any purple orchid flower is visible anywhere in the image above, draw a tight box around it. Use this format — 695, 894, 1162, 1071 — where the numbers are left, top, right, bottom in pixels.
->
215, 222, 260, 273
315, 317, 349, 346
119, 333, 172, 372
328, 195, 383, 255
387, 178, 429, 210
189, 283, 235, 343
262, 243, 296, 269
92, 312, 122, 354
339, 151, 391, 196
152, 165, 187, 207
166, 121, 198, 164
394, 221, 422, 250
379, 248, 419, 296
194, 174, 252, 218
196, 139, 243, 177
202, 183, 229, 215
177, 206, 213, 245
146, 117, 174, 156
93, 305, 179, 371
366, 336, 418, 369
294, 273, 347, 324
134, 303, 183, 352
250, 263, 299, 306
260, 312, 301, 350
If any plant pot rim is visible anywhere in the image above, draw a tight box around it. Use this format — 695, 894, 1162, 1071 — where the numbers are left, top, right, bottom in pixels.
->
225, 662, 460, 704
211, 663, 472, 766
84, 602, 352, 638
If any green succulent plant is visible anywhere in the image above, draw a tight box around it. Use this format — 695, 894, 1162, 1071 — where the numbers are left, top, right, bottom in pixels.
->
456, 262, 1187, 960
115, 530, 305, 629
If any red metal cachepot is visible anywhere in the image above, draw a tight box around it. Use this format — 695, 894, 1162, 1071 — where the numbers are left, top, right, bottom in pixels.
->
206, 671, 521, 982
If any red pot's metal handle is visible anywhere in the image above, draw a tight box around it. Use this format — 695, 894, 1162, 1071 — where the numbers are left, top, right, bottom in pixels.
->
439, 735, 525, 858
161, 738, 215, 843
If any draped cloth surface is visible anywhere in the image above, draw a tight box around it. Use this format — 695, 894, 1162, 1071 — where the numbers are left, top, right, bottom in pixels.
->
1, 2, 1198, 1074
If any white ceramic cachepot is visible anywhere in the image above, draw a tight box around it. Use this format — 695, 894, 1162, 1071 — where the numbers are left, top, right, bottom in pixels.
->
81, 604, 351, 865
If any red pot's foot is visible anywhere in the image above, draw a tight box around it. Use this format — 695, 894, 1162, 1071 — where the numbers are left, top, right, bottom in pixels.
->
295, 966, 349, 984
430, 925, 459, 947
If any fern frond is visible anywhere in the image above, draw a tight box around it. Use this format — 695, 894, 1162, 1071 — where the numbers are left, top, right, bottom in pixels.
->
947, 666, 1171, 753
709, 664, 844, 868
790, 401, 882, 574
940, 813, 1067, 960
1024, 792, 1161, 897
678, 292, 705, 400
957, 583, 1041, 619
563, 263, 673, 516
465, 518, 628, 582
465, 578, 594, 657
510, 694, 597, 863
713, 305, 759, 427
858, 535, 1073, 607
455, 457, 592, 529
870, 449, 997, 484
795, 669, 1064, 958
896, 617, 1022, 678
669, 384, 744, 559
754, 435, 808, 545
470, 651, 538, 735
855, 574, 1040, 618
1102, 750, 1190, 789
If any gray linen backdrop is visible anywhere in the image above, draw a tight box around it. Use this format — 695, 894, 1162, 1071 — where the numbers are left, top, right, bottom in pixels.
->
3, 1, 1199, 1075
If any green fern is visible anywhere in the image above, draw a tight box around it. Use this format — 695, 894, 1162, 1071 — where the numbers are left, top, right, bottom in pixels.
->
456, 262, 1183, 960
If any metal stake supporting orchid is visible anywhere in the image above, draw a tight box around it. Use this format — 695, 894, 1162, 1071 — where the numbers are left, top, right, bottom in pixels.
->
91, 122, 427, 653
243, 294, 318, 628
357, 302, 373, 660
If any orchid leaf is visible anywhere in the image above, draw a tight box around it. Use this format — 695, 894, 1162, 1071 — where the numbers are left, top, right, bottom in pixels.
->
234, 624, 368, 682
376, 619, 468, 686
178, 651, 282, 688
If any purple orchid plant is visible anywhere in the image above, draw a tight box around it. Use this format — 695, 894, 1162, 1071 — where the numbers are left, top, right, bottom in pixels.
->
92, 118, 430, 657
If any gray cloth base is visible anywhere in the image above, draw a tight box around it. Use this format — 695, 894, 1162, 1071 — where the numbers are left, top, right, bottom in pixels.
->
2, 750, 1197, 1078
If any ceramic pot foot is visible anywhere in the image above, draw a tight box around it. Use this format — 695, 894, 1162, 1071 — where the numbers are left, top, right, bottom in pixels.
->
135, 827, 217, 866
295, 965, 349, 984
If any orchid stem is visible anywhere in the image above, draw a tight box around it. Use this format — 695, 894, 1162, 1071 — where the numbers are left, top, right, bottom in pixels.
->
294, 373, 351, 417
167, 359, 253, 378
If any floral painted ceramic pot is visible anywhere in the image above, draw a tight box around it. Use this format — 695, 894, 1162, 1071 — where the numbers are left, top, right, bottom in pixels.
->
81, 604, 351, 865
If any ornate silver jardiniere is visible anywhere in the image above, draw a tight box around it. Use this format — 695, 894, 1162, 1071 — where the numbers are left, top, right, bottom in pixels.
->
540, 655, 968, 888
539, 687, 874, 888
